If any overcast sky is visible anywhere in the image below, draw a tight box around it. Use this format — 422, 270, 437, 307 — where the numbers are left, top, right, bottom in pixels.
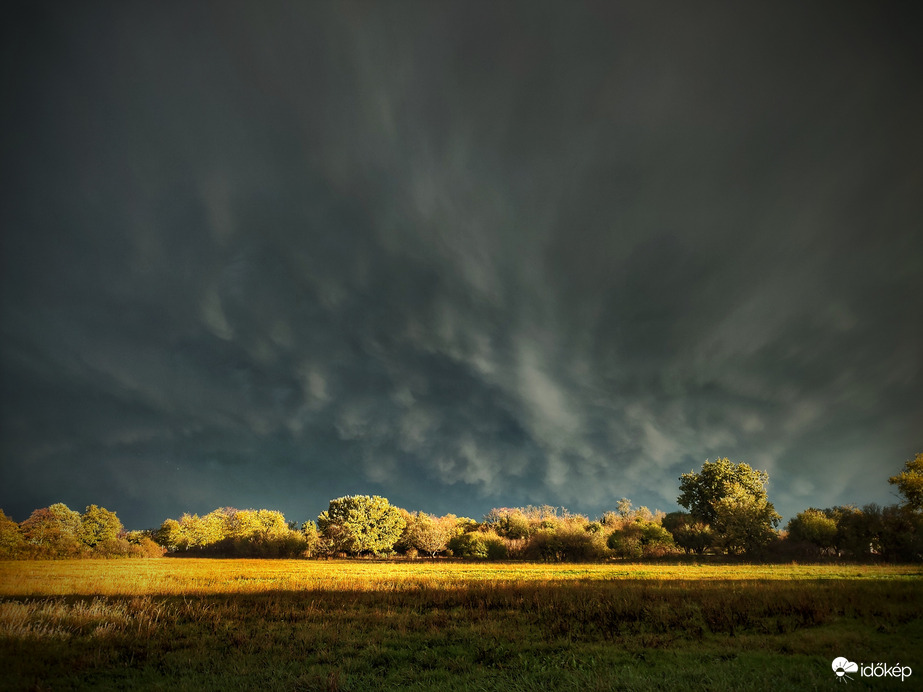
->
2, 2, 920, 530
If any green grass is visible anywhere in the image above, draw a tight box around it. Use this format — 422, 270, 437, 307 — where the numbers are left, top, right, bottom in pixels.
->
1, 560, 921, 690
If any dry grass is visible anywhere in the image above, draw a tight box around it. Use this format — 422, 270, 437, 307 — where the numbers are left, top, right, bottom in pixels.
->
1, 559, 921, 691
1, 559, 918, 597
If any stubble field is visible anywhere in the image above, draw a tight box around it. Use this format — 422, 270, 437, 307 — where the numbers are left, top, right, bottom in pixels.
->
1, 559, 921, 691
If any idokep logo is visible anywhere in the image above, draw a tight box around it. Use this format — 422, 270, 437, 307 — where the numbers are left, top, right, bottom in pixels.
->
832, 657, 913, 683
832, 658, 858, 682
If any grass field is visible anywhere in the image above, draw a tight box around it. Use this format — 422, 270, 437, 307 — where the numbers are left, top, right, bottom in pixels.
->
1, 559, 921, 691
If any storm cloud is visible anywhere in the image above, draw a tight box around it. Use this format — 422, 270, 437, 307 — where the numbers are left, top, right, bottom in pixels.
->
2, 2, 921, 529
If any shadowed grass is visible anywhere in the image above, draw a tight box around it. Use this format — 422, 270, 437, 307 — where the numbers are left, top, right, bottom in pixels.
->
1, 560, 921, 690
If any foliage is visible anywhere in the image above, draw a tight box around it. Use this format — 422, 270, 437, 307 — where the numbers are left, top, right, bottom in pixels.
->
483, 507, 531, 539
678, 458, 773, 525
19, 507, 83, 557
47, 503, 82, 536
447, 530, 507, 559
154, 518, 185, 552
824, 505, 877, 558
5, 449, 920, 563
786, 509, 837, 556
152, 508, 306, 557
402, 512, 455, 557
876, 504, 923, 562
812, 503, 922, 561
483, 505, 579, 540
317, 495, 406, 556
301, 520, 321, 557
124, 530, 150, 545
889, 452, 923, 512
524, 523, 607, 562
129, 537, 167, 558
0, 510, 24, 558
662, 512, 712, 555
78, 505, 123, 548
678, 459, 779, 554
600, 511, 620, 528
711, 483, 781, 556
607, 519, 676, 558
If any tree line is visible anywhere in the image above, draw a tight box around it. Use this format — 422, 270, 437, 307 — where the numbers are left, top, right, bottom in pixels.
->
2, 453, 920, 562
0, 503, 164, 559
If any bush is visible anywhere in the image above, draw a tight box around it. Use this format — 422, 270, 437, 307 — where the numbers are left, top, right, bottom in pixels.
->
523, 524, 607, 562
607, 520, 676, 558
447, 530, 508, 559
130, 537, 166, 558
662, 512, 713, 555
91, 538, 132, 558
786, 509, 837, 556
483, 508, 531, 539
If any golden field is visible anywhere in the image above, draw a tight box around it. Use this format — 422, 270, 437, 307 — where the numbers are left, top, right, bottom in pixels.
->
2, 558, 920, 596
1, 559, 922, 691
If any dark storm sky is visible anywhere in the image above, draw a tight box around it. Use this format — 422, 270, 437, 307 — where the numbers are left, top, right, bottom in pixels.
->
2, 2, 921, 530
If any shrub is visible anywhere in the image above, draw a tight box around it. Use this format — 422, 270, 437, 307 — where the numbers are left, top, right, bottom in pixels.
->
130, 537, 166, 558
523, 524, 607, 562
786, 509, 837, 556
447, 530, 508, 559
607, 519, 676, 558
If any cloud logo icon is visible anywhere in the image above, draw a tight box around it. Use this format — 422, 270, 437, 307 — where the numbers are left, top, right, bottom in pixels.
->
832, 657, 858, 681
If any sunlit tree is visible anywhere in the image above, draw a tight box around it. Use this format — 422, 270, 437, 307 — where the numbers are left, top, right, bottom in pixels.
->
678, 458, 779, 554
48, 503, 82, 536
889, 452, 923, 512
20, 508, 82, 556
155, 518, 186, 551
317, 495, 406, 556
0, 510, 24, 557
711, 483, 780, 555
403, 512, 452, 558
301, 520, 321, 556
483, 508, 531, 539
78, 504, 123, 547
678, 459, 773, 525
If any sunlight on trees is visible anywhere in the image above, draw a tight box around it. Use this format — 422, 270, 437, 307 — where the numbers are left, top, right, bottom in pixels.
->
154, 508, 308, 557
889, 452, 923, 512
0, 510, 24, 557
1, 452, 920, 562
678, 459, 780, 556
317, 495, 406, 557
78, 505, 123, 548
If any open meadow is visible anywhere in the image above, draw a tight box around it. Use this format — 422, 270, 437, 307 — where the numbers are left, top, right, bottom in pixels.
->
1, 559, 922, 690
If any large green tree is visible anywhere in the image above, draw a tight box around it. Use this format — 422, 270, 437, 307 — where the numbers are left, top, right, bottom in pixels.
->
677, 458, 780, 554
711, 483, 781, 555
678, 459, 773, 524
889, 452, 923, 512
317, 495, 406, 556
78, 504, 123, 547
